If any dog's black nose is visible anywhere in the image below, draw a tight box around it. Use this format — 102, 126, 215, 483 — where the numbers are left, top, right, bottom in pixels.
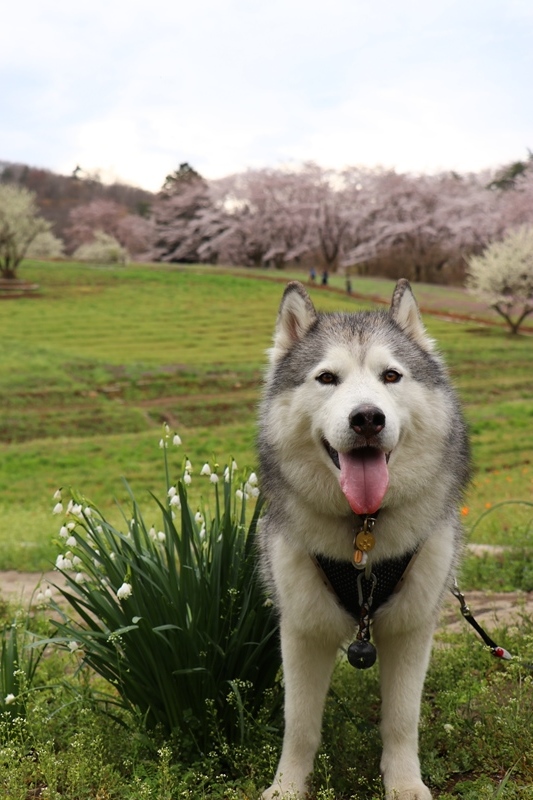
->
349, 405, 386, 438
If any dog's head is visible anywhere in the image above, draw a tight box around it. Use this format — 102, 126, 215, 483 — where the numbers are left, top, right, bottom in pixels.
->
261, 279, 454, 515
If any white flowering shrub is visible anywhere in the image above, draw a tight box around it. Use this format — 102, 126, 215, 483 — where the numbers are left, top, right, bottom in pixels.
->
25, 230, 65, 260
72, 230, 128, 265
466, 225, 533, 334
49, 430, 280, 750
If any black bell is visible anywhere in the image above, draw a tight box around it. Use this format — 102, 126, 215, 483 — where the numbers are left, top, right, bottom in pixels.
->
347, 639, 377, 669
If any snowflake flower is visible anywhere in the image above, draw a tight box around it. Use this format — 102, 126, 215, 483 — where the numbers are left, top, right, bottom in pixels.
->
53, 488, 62, 500
149, 526, 157, 541
210, 473, 219, 484
68, 641, 79, 653
52, 502, 63, 515
248, 472, 258, 486
183, 472, 192, 485
157, 531, 166, 542
117, 582, 133, 600
194, 511, 204, 524
173, 433, 182, 446
200, 463, 211, 476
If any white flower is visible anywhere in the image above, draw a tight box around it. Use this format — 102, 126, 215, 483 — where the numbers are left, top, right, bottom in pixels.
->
210, 473, 219, 484
4, 693, 16, 705
72, 556, 82, 567
75, 572, 85, 584
170, 494, 181, 508
167, 485, 177, 498
117, 582, 133, 600
66, 536, 77, 548
59, 525, 69, 538
68, 641, 79, 653
36, 591, 45, 603
248, 472, 258, 486
157, 531, 166, 542
200, 463, 211, 476
185, 459, 192, 472
159, 438, 167, 449
231, 460, 238, 472
53, 488, 62, 500
173, 433, 182, 446
44, 587, 52, 599
235, 489, 244, 501
250, 487, 260, 498
84, 506, 92, 517
194, 511, 204, 524
199, 524, 206, 539
224, 466, 230, 482
149, 526, 157, 541
183, 472, 192, 485
164, 423, 170, 436
52, 502, 63, 515
67, 522, 76, 531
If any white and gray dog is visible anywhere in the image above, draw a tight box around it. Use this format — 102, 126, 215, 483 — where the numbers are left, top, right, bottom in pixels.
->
258, 280, 469, 799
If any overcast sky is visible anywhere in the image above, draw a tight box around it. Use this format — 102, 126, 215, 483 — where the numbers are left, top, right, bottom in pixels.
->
1, 0, 532, 191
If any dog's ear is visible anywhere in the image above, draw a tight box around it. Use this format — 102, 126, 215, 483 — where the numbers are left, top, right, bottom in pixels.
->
389, 279, 435, 352
270, 281, 317, 362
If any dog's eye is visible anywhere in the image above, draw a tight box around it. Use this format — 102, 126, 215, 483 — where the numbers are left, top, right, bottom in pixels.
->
383, 369, 402, 384
316, 372, 338, 385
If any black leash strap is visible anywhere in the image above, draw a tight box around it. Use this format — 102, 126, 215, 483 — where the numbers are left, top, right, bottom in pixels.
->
451, 579, 512, 661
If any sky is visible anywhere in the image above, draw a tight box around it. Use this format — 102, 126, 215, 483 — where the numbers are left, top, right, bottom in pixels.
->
1, 0, 532, 192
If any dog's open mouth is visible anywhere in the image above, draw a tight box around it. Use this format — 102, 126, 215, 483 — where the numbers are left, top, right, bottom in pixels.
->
323, 440, 391, 516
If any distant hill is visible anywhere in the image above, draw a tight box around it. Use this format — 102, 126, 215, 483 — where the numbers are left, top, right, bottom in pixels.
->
0, 160, 154, 237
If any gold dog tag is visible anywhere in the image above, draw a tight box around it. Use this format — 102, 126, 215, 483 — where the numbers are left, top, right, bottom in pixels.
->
355, 531, 376, 552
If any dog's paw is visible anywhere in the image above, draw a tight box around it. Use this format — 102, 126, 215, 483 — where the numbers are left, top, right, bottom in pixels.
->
385, 782, 432, 800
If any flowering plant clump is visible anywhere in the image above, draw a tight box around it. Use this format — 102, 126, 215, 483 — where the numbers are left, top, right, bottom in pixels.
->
48, 429, 281, 751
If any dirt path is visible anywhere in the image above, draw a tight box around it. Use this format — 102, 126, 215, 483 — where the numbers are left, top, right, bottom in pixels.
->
2, 570, 532, 637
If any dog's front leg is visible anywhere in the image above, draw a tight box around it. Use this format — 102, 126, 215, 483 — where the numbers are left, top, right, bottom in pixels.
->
262, 625, 339, 799
374, 622, 434, 800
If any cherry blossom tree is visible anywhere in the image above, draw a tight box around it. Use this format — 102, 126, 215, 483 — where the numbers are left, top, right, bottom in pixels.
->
466, 225, 533, 334
65, 199, 153, 257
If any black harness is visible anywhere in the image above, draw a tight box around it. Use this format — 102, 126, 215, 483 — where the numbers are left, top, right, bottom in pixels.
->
314, 550, 415, 621
313, 513, 416, 669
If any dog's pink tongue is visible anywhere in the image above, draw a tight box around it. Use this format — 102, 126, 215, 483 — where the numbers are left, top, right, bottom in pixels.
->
338, 449, 389, 515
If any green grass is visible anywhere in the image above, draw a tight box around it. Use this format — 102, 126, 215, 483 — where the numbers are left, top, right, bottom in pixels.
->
0, 259, 532, 570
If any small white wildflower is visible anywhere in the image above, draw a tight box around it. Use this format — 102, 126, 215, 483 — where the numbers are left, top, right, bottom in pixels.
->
52, 502, 63, 515
199, 524, 206, 539
53, 488, 62, 500
68, 641, 79, 653
62, 558, 73, 570
70, 503, 83, 518
185, 459, 192, 472
84, 506, 92, 517
59, 525, 69, 538
75, 572, 85, 584
231, 460, 238, 472
117, 582, 133, 600
173, 433, 182, 446
66, 536, 76, 548
248, 472, 258, 486
250, 486, 260, 498
170, 494, 181, 508
159, 438, 166, 449
55, 555, 65, 569
443, 723, 454, 734
95, 524, 103, 533
157, 531, 166, 542
67, 521, 76, 531
149, 526, 157, 541
183, 472, 192, 485
35, 591, 45, 603
4, 693, 16, 705
72, 555, 82, 567
200, 463, 211, 476
44, 587, 52, 599
164, 423, 170, 436
235, 489, 244, 501
224, 466, 230, 482
194, 511, 204, 524
167, 485, 177, 498
210, 473, 219, 484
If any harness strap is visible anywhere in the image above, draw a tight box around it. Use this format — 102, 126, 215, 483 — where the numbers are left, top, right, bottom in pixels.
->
314, 550, 415, 621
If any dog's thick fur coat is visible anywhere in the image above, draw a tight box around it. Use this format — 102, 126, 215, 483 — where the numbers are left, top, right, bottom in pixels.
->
258, 280, 469, 799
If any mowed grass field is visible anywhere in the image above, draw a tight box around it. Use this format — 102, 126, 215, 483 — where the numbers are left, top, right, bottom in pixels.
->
0, 260, 532, 572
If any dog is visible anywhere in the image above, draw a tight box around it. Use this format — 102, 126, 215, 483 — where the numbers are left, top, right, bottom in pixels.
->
258, 279, 470, 799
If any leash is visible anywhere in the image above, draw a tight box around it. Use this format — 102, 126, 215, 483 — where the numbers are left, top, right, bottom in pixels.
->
451, 578, 513, 660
